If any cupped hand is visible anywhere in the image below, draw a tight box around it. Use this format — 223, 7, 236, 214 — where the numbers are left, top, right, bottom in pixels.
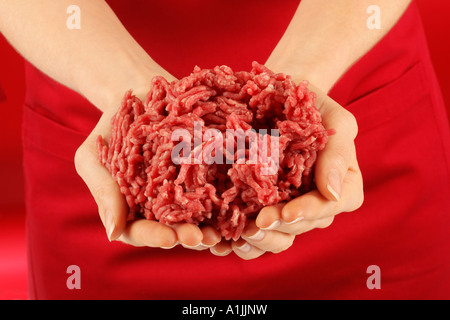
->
74, 88, 222, 250
210, 84, 364, 260
74, 77, 362, 258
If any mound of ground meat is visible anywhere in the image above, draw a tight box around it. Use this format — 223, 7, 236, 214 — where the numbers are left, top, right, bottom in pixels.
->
97, 61, 330, 240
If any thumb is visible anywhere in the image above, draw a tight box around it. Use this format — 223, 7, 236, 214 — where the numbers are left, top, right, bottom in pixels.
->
74, 112, 128, 241
313, 92, 359, 202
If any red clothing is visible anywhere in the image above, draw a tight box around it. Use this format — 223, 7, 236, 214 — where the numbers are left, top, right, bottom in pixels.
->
0, 83, 5, 102
23, 0, 450, 299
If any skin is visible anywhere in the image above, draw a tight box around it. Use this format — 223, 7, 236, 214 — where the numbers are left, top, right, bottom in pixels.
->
224, 0, 411, 259
0, 0, 411, 259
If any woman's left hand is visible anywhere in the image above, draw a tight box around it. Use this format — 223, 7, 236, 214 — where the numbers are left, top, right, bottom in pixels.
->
210, 84, 364, 259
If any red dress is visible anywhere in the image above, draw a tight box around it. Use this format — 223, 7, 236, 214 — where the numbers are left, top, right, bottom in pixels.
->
22, 0, 450, 299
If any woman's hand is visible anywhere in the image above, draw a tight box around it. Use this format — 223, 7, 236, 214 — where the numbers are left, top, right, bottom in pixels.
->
214, 0, 412, 261
210, 85, 364, 259
74, 78, 362, 257
74, 87, 222, 250
0, 0, 225, 250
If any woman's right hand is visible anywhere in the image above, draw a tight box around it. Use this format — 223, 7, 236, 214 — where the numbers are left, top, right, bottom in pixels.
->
74, 87, 222, 251
0, 0, 224, 251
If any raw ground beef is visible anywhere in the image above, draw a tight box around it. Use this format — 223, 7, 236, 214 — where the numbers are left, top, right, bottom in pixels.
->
97, 62, 330, 240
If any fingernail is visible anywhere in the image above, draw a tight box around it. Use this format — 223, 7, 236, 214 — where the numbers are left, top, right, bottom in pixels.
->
210, 247, 231, 256
236, 242, 251, 252
284, 216, 304, 225
200, 242, 216, 248
104, 210, 115, 241
247, 229, 265, 241
181, 243, 201, 249
161, 241, 179, 249
261, 220, 281, 230
327, 171, 342, 202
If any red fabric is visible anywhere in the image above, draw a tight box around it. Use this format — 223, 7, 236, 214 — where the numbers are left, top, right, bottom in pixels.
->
0, 84, 5, 102
416, 0, 450, 122
0, 34, 27, 299
22, 0, 450, 299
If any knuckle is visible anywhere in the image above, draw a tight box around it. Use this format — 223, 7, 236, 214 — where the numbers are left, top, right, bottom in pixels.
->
74, 144, 88, 174
344, 186, 364, 212
92, 184, 109, 204
347, 173, 365, 212
317, 216, 334, 229
270, 234, 295, 253
342, 109, 359, 139
353, 190, 365, 211
328, 148, 349, 175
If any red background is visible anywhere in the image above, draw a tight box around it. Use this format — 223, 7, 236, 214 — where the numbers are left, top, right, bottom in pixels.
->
0, 0, 449, 299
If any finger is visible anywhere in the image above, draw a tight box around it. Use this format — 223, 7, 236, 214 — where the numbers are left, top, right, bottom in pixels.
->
74, 112, 127, 241
177, 225, 222, 251
171, 223, 204, 248
231, 238, 265, 260
282, 157, 364, 223
200, 225, 222, 247
242, 220, 295, 253
117, 219, 178, 248
282, 190, 334, 223
275, 216, 335, 235
210, 239, 233, 257
255, 202, 302, 232
253, 155, 362, 235
314, 91, 359, 202
255, 202, 303, 232
255, 203, 285, 230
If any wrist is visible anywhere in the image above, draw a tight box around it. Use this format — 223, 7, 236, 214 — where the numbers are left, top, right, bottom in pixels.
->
75, 43, 176, 113
87, 64, 176, 113
265, 50, 345, 94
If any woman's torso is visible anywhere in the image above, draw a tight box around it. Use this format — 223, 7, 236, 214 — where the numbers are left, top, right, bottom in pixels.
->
22, 0, 450, 299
